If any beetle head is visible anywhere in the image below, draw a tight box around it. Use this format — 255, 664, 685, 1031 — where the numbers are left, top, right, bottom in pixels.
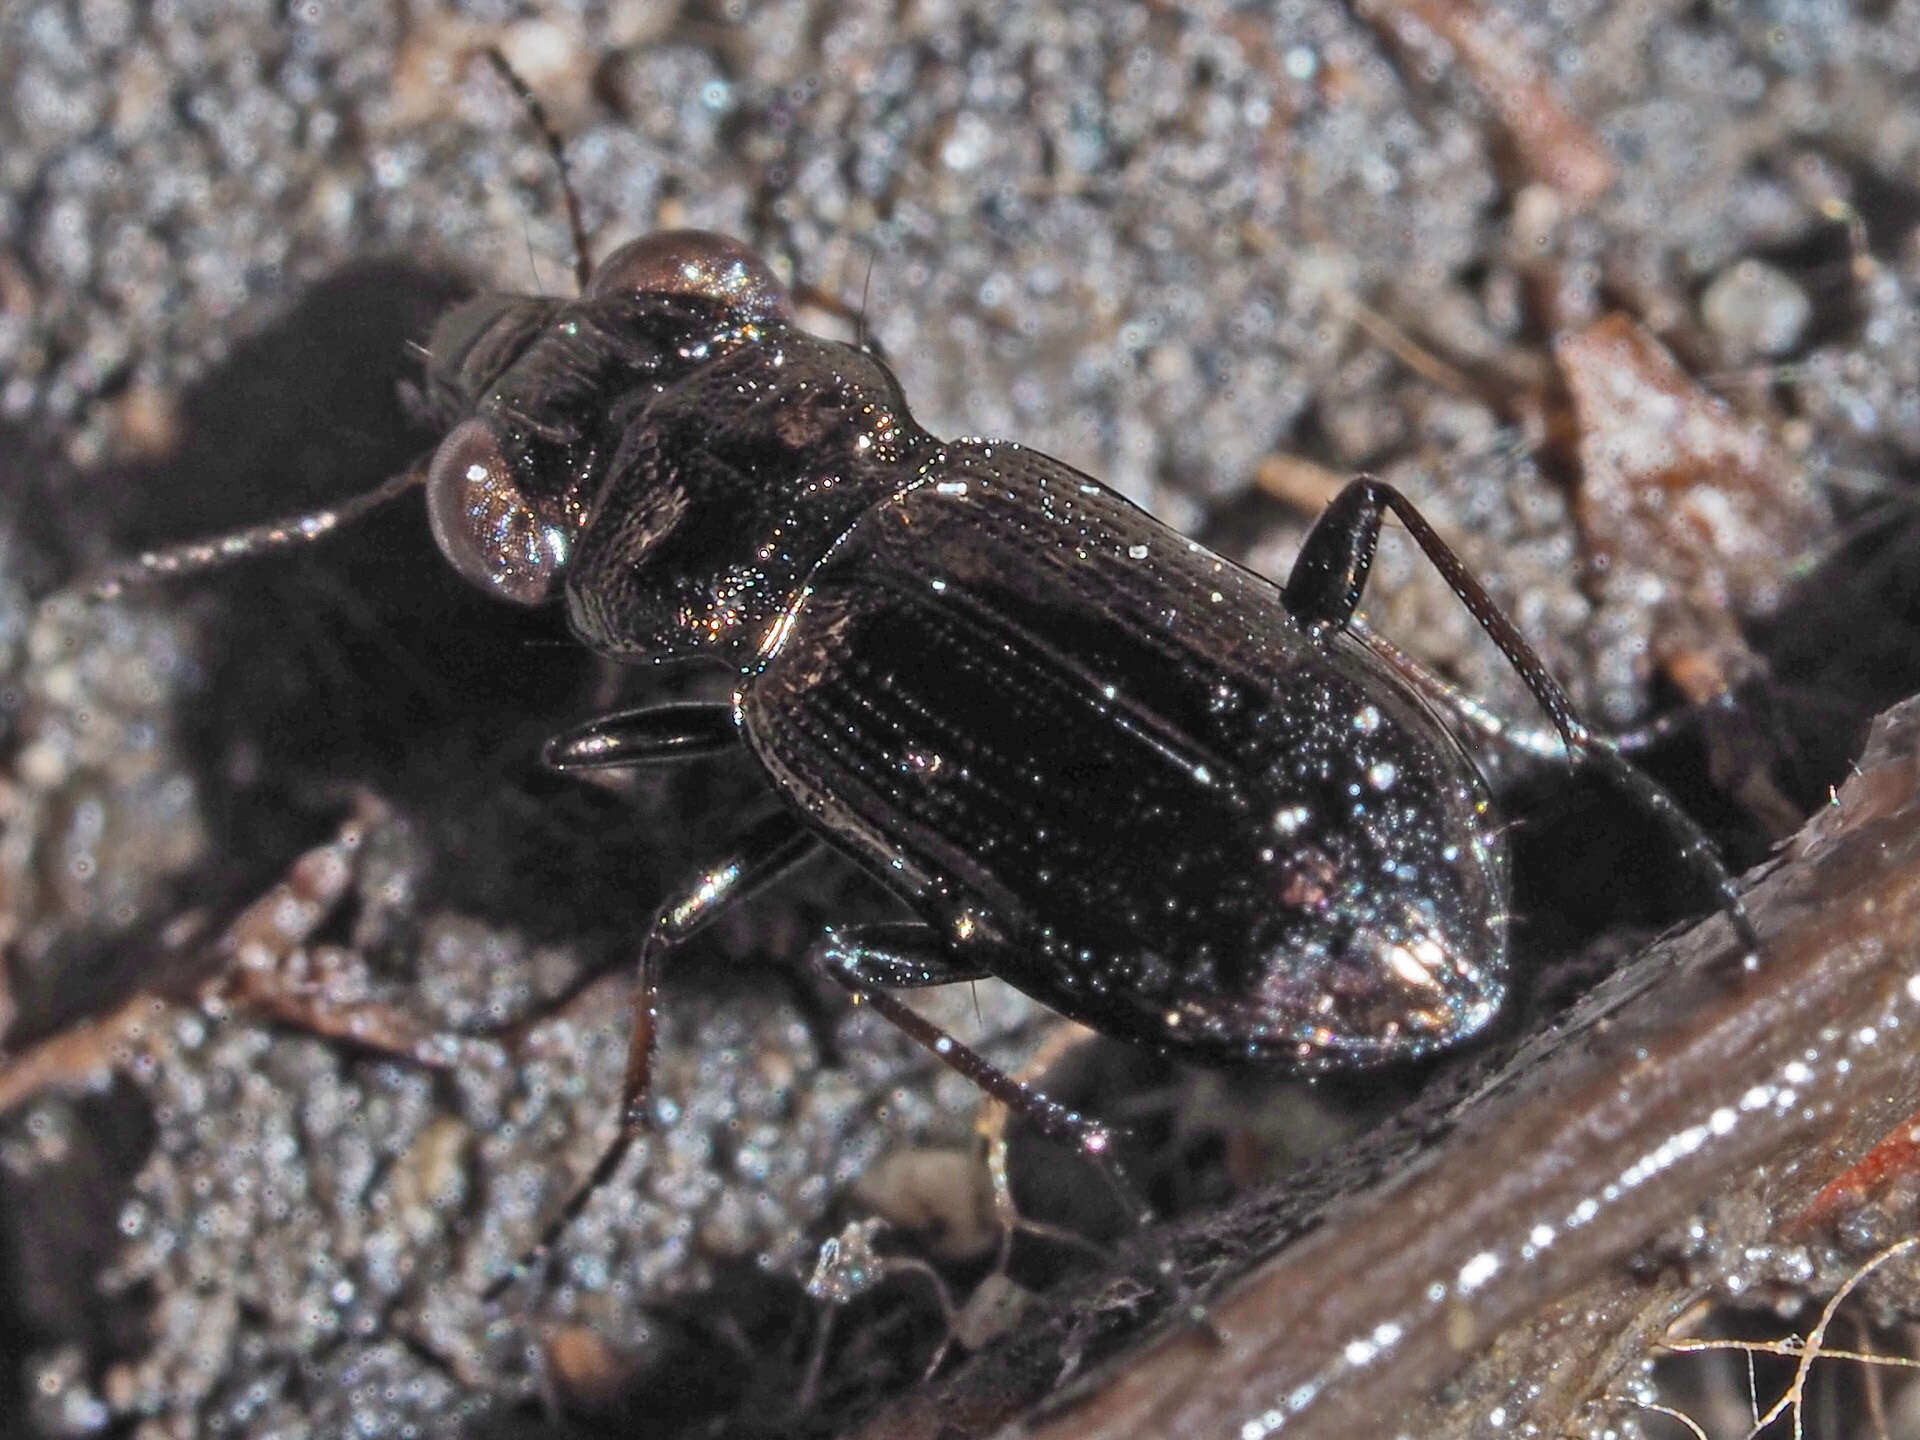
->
422, 230, 794, 607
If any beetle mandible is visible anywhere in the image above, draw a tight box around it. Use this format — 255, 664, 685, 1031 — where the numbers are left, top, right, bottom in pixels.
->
100, 73, 1758, 1285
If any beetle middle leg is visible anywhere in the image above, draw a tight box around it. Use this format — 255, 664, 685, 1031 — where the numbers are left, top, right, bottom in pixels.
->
550, 704, 1146, 1188
1284, 476, 1762, 956
494, 828, 1145, 1291
487, 807, 819, 1298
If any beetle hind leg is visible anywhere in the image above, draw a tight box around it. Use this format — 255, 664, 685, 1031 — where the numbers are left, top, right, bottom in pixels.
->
811, 925, 1153, 1228
1286, 476, 1761, 957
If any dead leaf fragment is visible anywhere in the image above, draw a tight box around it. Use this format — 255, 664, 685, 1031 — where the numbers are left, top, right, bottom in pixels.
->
1556, 313, 1823, 702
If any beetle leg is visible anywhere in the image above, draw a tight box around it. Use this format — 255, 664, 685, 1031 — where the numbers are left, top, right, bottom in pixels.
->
808, 922, 996, 988
811, 929, 1151, 1227
972, 1019, 1119, 1261
783, 921, 994, 1071
543, 701, 740, 770
486, 810, 819, 1301
1352, 617, 1802, 834
479, 702, 748, 1038
1348, 615, 1735, 762
1286, 478, 1593, 744
1285, 476, 1760, 956
616, 810, 818, 1125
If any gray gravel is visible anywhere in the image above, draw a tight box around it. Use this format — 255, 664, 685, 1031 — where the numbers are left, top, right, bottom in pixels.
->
4, 0, 1920, 1436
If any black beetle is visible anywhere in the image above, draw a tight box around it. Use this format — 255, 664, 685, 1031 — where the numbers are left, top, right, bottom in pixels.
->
98, 98, 1757, 1282
424, 224, 1525, 1074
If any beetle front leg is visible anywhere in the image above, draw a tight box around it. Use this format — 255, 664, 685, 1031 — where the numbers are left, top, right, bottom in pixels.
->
500, 701, 749, 1029
486, 810, 819, 1300
543, 700, 740, 770
811, 926, 1150, 1226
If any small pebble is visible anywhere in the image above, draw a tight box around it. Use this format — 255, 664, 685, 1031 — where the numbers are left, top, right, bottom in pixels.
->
1701, 258, 1811, 361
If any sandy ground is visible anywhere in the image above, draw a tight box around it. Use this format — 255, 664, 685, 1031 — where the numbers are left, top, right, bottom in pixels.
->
5, 2, 1920, 1436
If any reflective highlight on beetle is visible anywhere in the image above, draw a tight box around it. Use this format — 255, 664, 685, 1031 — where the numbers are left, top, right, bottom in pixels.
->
420, 229, 1513, 1072
106, 217, 1747, 1281
750, 449, 1507, 1063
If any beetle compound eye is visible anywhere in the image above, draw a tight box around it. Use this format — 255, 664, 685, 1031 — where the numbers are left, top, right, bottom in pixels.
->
425, 418, 570, 606
588, 229, 793, 326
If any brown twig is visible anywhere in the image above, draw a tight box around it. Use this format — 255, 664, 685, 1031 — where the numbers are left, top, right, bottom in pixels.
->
852, 695, 1920, 1440
0, 796, 491, 1115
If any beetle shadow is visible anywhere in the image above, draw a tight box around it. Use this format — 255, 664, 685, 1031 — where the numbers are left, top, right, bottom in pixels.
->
1, 257, 932, 1440
89, 258, 720, 951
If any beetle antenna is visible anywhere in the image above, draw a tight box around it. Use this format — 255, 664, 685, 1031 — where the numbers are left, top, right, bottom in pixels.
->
83, 465, 425, 601
482, 46, 594, 294
857, 250, 877, 355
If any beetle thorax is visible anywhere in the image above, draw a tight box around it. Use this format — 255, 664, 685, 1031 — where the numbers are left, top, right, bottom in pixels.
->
565, 331, 936, 669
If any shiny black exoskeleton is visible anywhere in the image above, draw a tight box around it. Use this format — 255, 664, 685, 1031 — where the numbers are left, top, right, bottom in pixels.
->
425, 230, 1511, 1064
406, 231, 1758, 1271
113, 221, 1752, 1274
